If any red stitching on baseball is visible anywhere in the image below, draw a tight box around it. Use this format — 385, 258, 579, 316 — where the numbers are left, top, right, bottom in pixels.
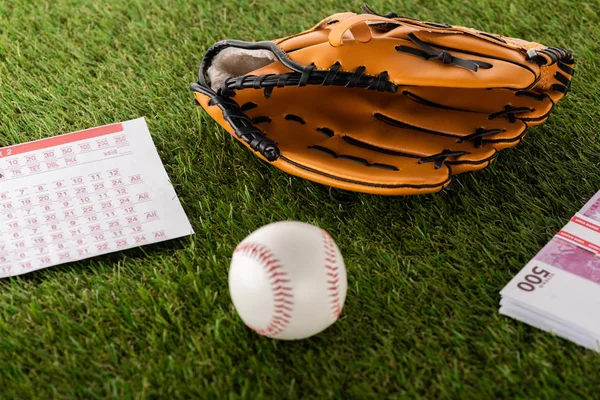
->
266, 263, 281, 272
269, 272, 287, 280
321, 230, 343, 319
234, 241, 294, 337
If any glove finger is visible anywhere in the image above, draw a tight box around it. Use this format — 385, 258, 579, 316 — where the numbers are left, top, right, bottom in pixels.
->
276, 18, 572, 116
402, 86, 554, 127
205, 89, 452, 194
285, 34, 537, 91
228, 86, 504, 194
242, 97, 497, 176
237, 83, 526, 150
263, 122, 453, 194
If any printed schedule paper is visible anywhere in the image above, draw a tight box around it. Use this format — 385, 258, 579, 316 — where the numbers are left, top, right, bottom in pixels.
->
0, 117, 193, 278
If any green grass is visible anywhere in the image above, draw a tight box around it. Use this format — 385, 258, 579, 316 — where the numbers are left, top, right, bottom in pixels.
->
1, 0, 600, 397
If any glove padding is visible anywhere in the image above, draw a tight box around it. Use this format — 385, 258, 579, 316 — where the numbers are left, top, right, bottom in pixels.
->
191, 6, 574, 195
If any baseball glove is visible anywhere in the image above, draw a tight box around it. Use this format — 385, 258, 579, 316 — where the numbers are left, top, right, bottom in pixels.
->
190, 5, 574, 195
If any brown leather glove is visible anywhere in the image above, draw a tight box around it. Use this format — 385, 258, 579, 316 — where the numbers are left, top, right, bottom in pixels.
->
190, 6, 574, 195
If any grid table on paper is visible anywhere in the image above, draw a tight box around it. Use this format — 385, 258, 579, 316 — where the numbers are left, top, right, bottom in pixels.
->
0, 118, 193, 278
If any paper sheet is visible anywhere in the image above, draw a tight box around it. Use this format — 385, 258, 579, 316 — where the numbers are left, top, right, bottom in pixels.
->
0, 117, 193, 278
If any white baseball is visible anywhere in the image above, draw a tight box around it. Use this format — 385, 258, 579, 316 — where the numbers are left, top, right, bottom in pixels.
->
229, 221, 347, 340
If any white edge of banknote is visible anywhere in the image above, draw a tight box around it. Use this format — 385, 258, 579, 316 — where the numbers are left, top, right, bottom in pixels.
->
500, 302, 600, 352
500, 299, 600, 351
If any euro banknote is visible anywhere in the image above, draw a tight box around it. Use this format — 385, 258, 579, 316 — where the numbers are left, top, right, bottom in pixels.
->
500, 192, 600, 351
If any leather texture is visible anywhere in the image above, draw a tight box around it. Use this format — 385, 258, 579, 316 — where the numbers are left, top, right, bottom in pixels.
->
191, 10, 574, 195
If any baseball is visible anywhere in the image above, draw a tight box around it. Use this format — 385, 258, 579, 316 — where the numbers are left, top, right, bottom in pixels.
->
228, 221, 347, 340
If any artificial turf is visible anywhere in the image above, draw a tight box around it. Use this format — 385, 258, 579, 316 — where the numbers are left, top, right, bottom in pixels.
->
1, 0, 600, 397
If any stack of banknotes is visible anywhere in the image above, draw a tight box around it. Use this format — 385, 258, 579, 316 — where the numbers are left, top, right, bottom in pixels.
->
500, 191, 600, 351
